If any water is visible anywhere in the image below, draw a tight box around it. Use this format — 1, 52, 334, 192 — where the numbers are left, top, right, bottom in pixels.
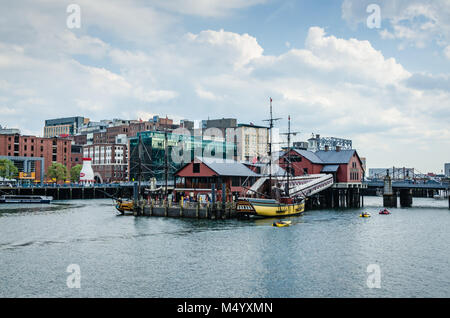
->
0, 197, 449, 298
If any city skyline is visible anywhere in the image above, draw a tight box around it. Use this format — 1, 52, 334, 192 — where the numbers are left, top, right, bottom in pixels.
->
1, 0, 449, 173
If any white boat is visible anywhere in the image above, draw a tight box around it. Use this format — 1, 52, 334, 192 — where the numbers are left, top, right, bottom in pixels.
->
0, 195, 53, 204
433, 194, 447, 200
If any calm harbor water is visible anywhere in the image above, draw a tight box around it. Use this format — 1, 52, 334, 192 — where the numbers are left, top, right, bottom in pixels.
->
0, 197, 449, 298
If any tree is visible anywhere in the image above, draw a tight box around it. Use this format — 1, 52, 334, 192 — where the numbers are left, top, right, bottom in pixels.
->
46, 162, 68, 183
0, 158, 18, 179
70, 164, 83, 183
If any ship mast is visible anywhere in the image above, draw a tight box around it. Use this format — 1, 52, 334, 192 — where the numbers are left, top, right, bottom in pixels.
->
263, 97, 281, 198
287, 116, 291, 196
164, 127, 168, 200
281, 115, 299, 197
138, 133, 142, 200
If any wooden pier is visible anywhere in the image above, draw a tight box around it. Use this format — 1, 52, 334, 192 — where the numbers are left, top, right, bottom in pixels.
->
132, 200, 237, 219
305, 186, 364, 210
0, 185, 134, 200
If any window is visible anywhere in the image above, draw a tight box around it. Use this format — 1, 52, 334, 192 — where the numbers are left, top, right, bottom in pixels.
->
303, 168, 308, 175
193, 163, 200, 173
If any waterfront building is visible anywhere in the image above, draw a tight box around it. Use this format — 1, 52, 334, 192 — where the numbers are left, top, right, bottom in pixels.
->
279, 148, 365, 185
83, 143, 128, 183
174, 157, 259, 200
445, 163, 450, 178
70, 144, 83, 169
0, 133, 72, 183
44, 116, 88, 138
128, 130, 237, 183
70, 116, 179, 183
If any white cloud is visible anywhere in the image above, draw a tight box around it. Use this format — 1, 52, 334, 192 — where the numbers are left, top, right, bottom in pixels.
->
444, 45, 450, 59
186, 29, 264, 70
196, 87, 223, 101
342, 0, 450, 50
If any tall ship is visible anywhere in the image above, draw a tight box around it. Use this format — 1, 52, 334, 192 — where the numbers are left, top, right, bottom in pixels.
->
236, 98, 333, 218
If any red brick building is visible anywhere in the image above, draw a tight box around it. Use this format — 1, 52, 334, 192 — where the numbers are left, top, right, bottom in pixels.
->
174, 157, 259, 200
0, 133, 72, 183
83, 143, 127, 183
279, 148, 364, 184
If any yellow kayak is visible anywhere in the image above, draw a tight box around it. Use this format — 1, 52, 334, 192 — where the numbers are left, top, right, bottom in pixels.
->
273, 220, 292, 227
359, 213, 371, 218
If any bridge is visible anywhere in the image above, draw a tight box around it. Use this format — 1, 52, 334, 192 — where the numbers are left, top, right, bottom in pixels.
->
364, 177, 450, 209
365, 180, 449, 190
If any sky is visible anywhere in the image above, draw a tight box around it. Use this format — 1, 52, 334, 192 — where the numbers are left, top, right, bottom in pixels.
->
0, 0, 449, 173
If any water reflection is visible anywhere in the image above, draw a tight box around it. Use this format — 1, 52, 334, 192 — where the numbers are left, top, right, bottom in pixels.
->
0, 198, 449, 297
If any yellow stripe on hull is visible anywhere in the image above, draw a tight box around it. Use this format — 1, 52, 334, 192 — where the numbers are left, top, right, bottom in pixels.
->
251, 202, 305, 217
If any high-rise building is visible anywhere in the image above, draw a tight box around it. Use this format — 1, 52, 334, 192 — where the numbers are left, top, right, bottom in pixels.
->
445, 163, 450, 177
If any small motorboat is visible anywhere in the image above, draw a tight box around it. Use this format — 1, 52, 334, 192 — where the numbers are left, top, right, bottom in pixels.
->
115, 198, 134, 214
273, 220, 292, 227
359, 213, 371, 218
0, 195, 53, 204
379, 208, 391, 215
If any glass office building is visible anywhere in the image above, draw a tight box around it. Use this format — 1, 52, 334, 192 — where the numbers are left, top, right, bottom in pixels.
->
128, 130, 237, 182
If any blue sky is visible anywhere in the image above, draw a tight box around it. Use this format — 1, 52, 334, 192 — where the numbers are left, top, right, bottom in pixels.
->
0, 0, 449, 173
